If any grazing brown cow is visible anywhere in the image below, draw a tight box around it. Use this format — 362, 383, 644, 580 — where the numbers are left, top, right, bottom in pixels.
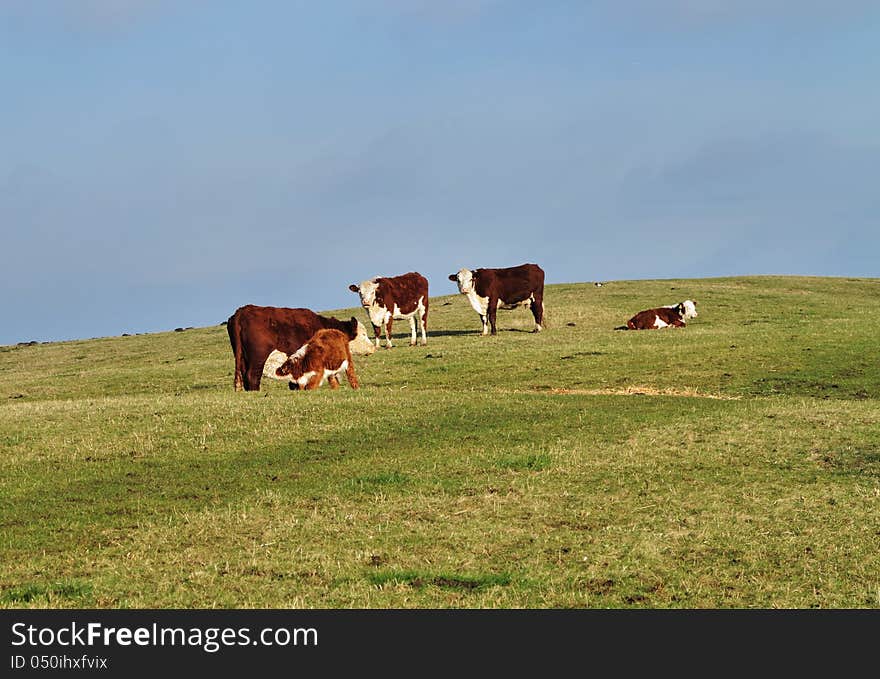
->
449, 263, 545, 335
275, 329, 359, 390
348, 271, 429, 348
616, 301, 693, 330
226, 305, 374, 391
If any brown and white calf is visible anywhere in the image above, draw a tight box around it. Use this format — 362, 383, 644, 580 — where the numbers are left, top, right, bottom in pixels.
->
226, 305, 375, 391
449, 263, 545, 335
618, 301, 692, 330
348, 271, 429, 348
275, 328, 359, 390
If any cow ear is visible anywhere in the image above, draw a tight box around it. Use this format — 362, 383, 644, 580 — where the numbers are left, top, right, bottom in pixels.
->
348, 284, 359, 293
350, 316, 358, 325
448, 274, 457, 281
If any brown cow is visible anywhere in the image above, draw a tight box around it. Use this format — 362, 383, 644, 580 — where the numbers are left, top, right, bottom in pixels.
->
616, 302, 692, 330
226, 305, 374, 391
449, 263, 545, 335
275, 328, 359, 391
348, 271, 429, 348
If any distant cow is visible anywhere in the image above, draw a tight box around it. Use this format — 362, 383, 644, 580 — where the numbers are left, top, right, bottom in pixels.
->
449, 263, 545, 335
275, 329, 359, 391
348, 271, 429, 348
616, 301, 693, 331
226, 305, 375, 391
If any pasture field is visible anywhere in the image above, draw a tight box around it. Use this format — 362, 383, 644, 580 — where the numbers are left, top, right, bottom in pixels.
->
1, 275, 878, 608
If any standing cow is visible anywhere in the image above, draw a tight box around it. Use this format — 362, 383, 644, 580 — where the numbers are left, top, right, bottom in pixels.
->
449, 263, 545, 335
348, 271, 429, 349
275, 329, 359, 391
226, 305, 375, 391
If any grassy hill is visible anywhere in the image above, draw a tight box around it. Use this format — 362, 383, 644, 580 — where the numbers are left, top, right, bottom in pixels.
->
1, 275, 878, 608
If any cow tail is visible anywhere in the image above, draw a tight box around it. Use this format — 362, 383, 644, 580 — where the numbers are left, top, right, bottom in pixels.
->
613, 325, 628, 331
227, 313, 245, 391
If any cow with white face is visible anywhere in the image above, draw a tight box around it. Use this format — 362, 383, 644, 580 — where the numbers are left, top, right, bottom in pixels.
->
449, 263, 545, 335
348, 271, 429, 349
666, 299, 698, 320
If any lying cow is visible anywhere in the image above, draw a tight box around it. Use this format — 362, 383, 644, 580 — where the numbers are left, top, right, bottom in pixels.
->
348, 271, 429, 348
226, 305, 375, 391
275, 329, 359, 390
449, 263, 545, 335
616, 301, 692, 330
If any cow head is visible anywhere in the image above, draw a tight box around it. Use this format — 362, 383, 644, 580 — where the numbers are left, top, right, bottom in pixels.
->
680, 300, 698, 319
349, 280, 379, 308
278, 358, 303, 391
276, 356, 297, 379
275, 342, 309, 386
449, 269, 475, 294
348, 317, 376, 355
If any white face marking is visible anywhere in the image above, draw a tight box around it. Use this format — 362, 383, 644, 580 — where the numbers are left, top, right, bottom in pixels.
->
454, 269, 475, 294
663, 300, 697, 319
355, 280, 379, 307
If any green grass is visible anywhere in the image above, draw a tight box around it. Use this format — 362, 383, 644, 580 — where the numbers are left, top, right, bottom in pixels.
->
1, 275, 878, 608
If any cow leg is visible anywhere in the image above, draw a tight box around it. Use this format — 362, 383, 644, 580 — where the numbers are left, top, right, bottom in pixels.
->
408, 315, 417, 346
346, 361, 359, 389
385, 318, 394, 348
531, 294, 544, 332
487, 299, 499, 335
419, 304, 428, 346
372, 324, 382, 348
244, 365, 263, 391
327, 375, 340, 389
302, 372, 323, 390
479, 314, 489, 336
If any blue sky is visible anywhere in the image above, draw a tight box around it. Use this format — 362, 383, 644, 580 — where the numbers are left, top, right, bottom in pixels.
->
2, 1, 878, 344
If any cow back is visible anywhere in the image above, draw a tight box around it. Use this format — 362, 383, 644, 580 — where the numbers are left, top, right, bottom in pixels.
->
374, 272, 429, 314
474, 263, 544, 303
228, 305, 356, 355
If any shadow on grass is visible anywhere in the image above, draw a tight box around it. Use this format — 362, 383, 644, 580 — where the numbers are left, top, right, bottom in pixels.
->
366, 570, 512, 591
1, 580, 92, 605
